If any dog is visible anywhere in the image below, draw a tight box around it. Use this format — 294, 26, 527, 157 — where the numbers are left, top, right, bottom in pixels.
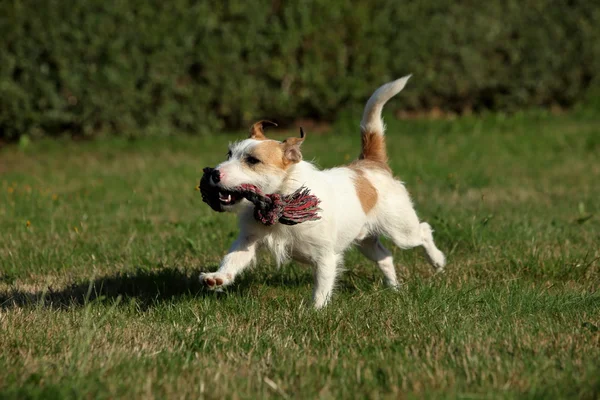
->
200, 76, 446, 308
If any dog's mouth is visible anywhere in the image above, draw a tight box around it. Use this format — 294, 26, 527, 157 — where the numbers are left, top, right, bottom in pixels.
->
200, 168, 260, 212
217, 189, 241, 206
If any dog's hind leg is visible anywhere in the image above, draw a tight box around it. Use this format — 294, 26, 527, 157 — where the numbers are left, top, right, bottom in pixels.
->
357, 236, 399, 288
419, 222, 446, 272
383, 217, 446, 273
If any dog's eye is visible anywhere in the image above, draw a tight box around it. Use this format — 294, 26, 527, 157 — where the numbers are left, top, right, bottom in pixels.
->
226, 150, 232, 159
246, 155, 261, 165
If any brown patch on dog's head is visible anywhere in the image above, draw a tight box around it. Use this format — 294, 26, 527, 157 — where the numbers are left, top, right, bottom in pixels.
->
282, 127, 306, 165
249, 120, 278, 140
250, 141, 287, 170
351, 169, 378, 213
240, 127, 306, 175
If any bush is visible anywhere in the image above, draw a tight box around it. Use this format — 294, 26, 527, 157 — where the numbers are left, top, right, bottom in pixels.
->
1, 0, 599, 140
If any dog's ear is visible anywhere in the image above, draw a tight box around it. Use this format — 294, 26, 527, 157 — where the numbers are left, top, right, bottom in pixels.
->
249, 120, 277, 140
282, 127, 306, 164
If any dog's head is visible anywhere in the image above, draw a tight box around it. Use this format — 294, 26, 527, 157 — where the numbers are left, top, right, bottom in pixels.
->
206, 121, 305, 211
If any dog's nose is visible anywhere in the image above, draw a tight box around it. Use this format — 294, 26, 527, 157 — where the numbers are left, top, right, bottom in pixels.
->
211, 169, 221, 184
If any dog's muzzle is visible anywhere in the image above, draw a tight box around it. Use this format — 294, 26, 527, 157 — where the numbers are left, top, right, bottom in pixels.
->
198, 167, 322, 226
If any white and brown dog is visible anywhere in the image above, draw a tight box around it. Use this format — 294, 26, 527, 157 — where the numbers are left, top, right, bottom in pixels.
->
200, 76, 445, 308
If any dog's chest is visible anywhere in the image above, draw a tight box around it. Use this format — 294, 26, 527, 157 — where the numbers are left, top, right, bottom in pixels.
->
262, 227, 318, 266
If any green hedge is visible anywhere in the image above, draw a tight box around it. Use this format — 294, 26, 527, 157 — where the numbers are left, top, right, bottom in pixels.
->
1, 0, 599, 139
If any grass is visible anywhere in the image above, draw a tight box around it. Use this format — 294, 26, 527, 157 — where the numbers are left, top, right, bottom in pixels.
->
1, 110, 599, 399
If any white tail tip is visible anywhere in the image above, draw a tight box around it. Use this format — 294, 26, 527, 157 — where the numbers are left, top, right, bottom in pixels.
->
361, 75, 412, 136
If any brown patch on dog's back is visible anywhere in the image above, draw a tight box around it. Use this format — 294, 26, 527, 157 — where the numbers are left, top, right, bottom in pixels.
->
350, 168, 378, 214
348, 158, 393, 213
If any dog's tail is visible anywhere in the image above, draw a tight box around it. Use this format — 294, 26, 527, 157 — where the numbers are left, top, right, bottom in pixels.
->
359, 75, 411, 164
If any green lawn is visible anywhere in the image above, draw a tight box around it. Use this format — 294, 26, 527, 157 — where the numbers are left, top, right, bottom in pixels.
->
1, 111, 599, 399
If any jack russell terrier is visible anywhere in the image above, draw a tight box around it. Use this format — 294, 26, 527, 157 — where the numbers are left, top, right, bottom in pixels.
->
200, 76, 446, 308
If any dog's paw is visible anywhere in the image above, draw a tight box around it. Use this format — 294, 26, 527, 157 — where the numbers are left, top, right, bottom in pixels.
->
200, 272, 233, 290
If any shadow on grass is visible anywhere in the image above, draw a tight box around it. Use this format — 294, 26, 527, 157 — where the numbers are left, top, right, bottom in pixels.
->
0, 266, 315, 310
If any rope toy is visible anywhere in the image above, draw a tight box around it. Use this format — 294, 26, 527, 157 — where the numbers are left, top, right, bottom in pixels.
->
199, 167, 321, 226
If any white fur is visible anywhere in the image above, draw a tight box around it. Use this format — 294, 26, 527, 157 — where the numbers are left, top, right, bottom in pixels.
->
361, 75, 411, 136
200, 76, 445, 308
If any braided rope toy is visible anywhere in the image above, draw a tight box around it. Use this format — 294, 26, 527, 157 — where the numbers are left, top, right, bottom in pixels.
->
199, 167, 321, 226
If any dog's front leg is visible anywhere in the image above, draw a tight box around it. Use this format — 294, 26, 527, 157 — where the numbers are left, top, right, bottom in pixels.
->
312, 253, 342, 309
200, 234, 258, 290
